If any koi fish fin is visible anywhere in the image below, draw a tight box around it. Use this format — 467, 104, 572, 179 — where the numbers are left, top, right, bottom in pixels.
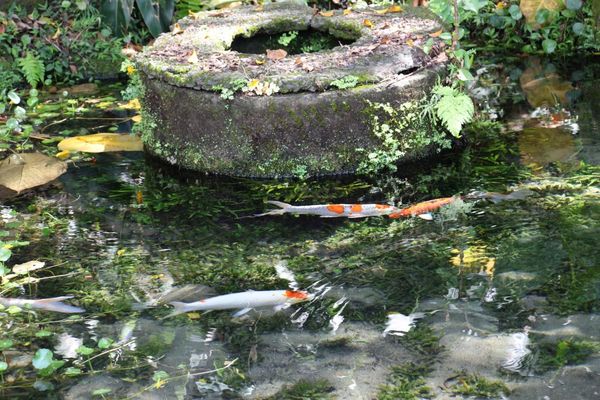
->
319, 215, 339, 218
232, 307, 253, 318
273, 303, 291, 312
347, 214, 366, 219
33, 296, 85, 313
417, 213, 433, 221
254, 201, 291, 217
165, 301, 193, 318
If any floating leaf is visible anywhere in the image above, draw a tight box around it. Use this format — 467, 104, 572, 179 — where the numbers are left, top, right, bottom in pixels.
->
97, 338, 114, 349
13, 260, 45, 275
76, 345, 94, 356
520, 0, 564, 25
520, 60, 573, 107
55, 150, 71, 160
266, 49, 287, 61
58, 133, 143, 153
0, 153, 67, 199
32, 349, 53, 370
64, 367, 82, 376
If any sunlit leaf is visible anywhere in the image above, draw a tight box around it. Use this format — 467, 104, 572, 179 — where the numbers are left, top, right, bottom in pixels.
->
520, 0, 564, 25
58, 133, 143, 153
363, 19, 374, 28
319, 10, 334, 17
0, 361, 7, 372
32, 349, 53, 370
0, 153, 67, 199
13, 260, 45, 275
387, 4, 403, 12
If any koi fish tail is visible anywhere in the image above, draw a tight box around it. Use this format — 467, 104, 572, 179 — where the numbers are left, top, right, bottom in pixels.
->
255, 201, 291, 217
165, 301, 193, 318
33, 296, 85, 313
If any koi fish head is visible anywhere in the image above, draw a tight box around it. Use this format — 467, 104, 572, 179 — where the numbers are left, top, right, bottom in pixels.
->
284, 290, 311, 302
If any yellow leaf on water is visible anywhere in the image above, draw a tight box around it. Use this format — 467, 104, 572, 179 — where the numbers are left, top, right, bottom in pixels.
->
387, 4, 403, 12
55, 150, 71, 160
132, 115, 142, 123
520, 0, 564, 26
121, 98, 141, 110
363, 19, 374, 28
117, 249, 126, 256
343, 8, 352, 15
58, 133, 143, 153
187, 312, 201, 320
13, 260, 45, 275
375, 8, 388, 14
319, 10, 334, 17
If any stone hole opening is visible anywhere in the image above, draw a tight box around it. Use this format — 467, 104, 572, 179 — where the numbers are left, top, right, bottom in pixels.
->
230, 28, 355, 55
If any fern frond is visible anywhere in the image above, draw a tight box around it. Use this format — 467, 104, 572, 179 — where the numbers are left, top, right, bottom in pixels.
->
18, 52, 45, 88
433, 86, 474, 137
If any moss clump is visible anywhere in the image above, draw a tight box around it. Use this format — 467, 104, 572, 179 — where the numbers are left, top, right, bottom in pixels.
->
265, 378, 335, 400
399, 325, 444, 356
533, 338, 600, 372
377, 362, 433, 400
446, 373, 510, 398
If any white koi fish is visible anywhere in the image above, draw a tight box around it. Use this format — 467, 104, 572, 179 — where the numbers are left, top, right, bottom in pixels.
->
0, 296, 85, 313
256, 201, 399, 218
168, 289, 311, 318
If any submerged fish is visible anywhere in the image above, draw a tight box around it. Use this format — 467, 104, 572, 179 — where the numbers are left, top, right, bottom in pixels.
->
388, 196, 458, 220
0, 296, 84, 313
168, 289, 312, 318
256, 201, 399, 218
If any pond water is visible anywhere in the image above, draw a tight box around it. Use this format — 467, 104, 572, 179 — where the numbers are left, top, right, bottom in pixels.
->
1, 57, 599, 399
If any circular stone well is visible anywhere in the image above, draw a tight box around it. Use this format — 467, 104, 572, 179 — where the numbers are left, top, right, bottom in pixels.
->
135, 2, 446, 178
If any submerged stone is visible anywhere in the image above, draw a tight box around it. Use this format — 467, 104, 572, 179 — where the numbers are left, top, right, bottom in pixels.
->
135, 2, 446, 177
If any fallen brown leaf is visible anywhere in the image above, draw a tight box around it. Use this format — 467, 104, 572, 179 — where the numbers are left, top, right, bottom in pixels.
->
0, 153, 67, 199
363, 19, 374, 28
172, 23, 184, 35
429, 29, 443, 37
319, 10, 335, 16
266, 49, 287, 61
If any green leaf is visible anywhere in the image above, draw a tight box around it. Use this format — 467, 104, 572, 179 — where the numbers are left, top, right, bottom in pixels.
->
92, 388, 112, 396
152, 370, 170, 382
76, 345, 94, 356
0, 247, 11, 262
7, 91, 20, 104
0, 361, 8, 372
428, 0, 453, 25
33, 380, 54, 391
35, 330, 53, 338
17, 53, 45, 88
462, 0, 487, 13
572, 22, 584, 35
433, 86, 474, 137
457, 68, 475, 81
0, 339, 14, 350
64, 367, 82, 376
159, 0, 175, 31
136, 0, 168, 38
97, 337, 114, 349
32, 349, 54, 370
509, 4, 523, 19
542, 38, 557, 53
100, 0, 134, 36
565, 0, 582, 10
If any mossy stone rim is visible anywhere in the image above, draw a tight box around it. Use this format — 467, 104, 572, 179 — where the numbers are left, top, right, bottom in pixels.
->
135, 2, 443, 94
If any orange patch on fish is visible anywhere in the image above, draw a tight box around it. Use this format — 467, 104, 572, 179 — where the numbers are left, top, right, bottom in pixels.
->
284, 290, 309, 299
388, 197, 456, 219
327, 204, 345, 214
351, 204, 363, 213
375, 204, 391, 209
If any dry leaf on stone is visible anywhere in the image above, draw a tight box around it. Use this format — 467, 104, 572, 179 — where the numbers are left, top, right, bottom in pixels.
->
172, 23, 184, 35
187, 50, 199, 64
343, 9, 352, 15
266, 49, 287, 61
429, 29, 443, 37
58, 133, 143, 153
13, 260, 45, 275
387, 5, 403, 12
363, 19, 374, 28
319, 10, 334, 17
0, 153, 67, 198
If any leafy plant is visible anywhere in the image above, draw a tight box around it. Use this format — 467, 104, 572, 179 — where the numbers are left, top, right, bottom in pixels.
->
330, 75, 360, 89
17, 52, 45, 88
278, 31, 298, 47
430, 85, 475, 137
100, 0, 175, 37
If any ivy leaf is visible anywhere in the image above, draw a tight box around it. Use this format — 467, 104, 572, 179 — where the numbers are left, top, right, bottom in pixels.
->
433, 86, 474, 137
76, 345, 94, 356
428, 0, 453, 25
462, 0, 487, 13
565, 0, 582, 10
0, 361, 8, 372
572, 22, 584, 35
32, 349, 54, 370
509, 4, 523, 19
542, 38, 557, 53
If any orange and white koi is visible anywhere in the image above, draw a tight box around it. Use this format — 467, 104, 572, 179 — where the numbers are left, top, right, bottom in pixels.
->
388, 196, 458, 220
256, 201, 400, 218
168, 289, 312, 318
0, 296, 85, 313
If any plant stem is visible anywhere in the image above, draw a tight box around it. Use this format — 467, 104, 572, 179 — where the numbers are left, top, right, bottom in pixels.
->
452, 0, 460, 51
